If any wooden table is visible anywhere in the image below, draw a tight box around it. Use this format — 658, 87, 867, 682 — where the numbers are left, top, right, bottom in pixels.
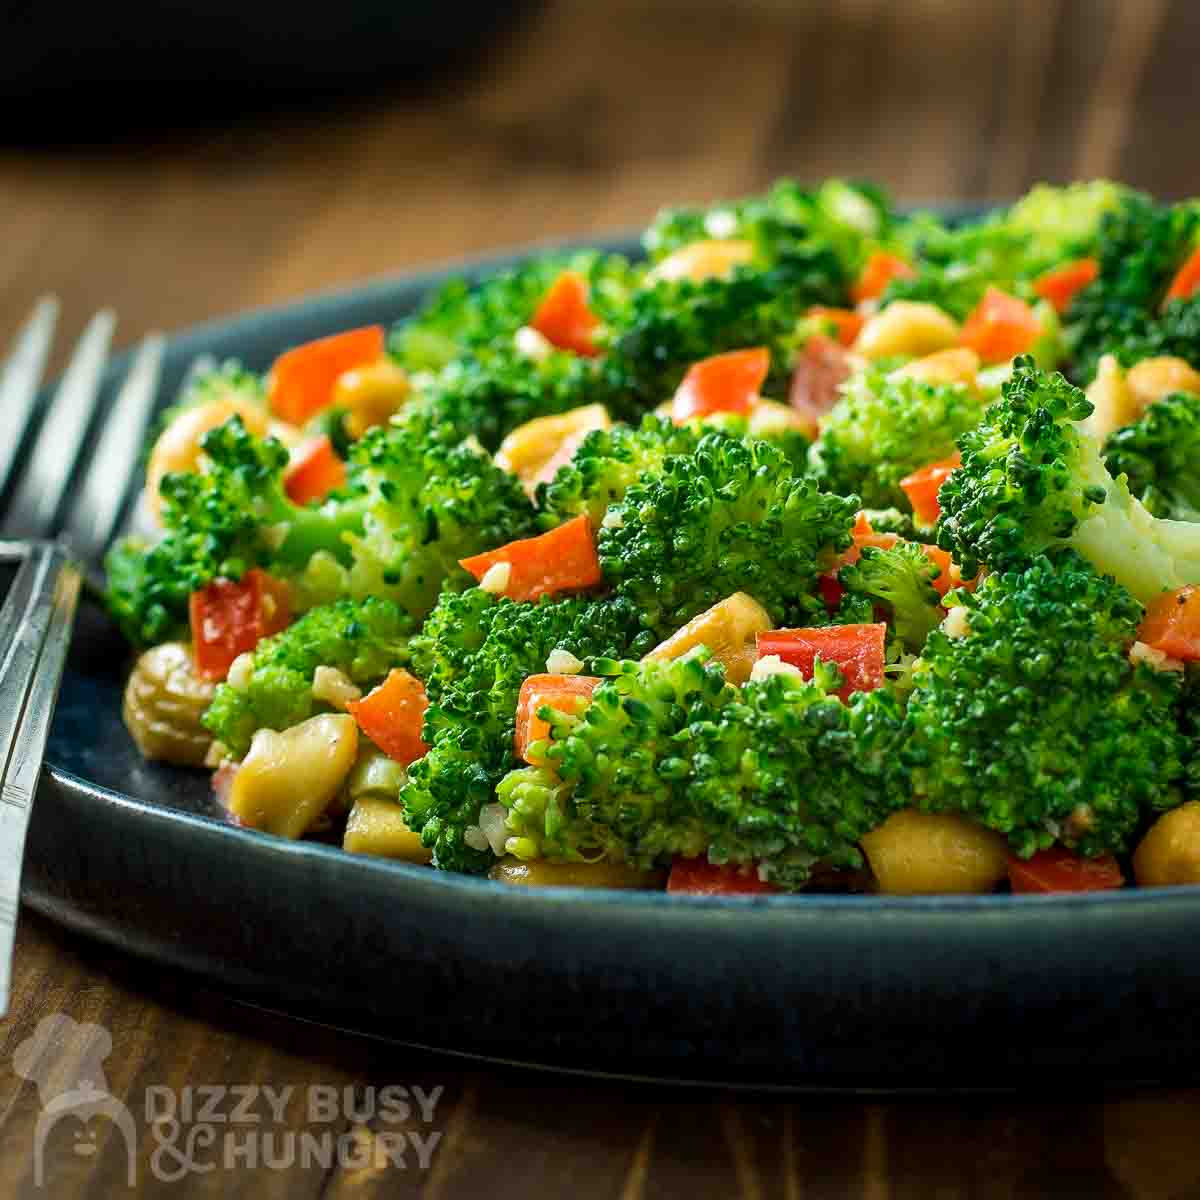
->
2, 1, 1200, 1193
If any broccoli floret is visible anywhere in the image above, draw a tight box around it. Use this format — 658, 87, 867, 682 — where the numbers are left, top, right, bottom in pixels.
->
1066, 194, 1200, 382
389, 252, 637, 374
105, 417, 363, 645
903, 552, 1185, 857
689, 408, 812, 475
401, 590, 654, 872
598, 432, 858, 639
838, 542, 943, 652
808, 368, 985, 509
1103, 390, 1200, 521
298, 414, 538, 618
857, 507, 925, 540
936, 357, 1200, 603
201, 598, 415, 757
887, 183, 1130, 321
535, 415, 702, 528
497, 651, 910, 888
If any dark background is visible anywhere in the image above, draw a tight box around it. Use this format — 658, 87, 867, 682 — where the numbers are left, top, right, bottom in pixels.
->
3, 1, 1200, 1194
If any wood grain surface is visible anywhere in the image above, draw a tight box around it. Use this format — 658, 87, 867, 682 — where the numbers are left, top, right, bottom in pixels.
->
2, 1, 1200, 1194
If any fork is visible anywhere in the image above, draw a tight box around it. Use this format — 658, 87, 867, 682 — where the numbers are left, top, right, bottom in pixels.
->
0, 298, 166, 1016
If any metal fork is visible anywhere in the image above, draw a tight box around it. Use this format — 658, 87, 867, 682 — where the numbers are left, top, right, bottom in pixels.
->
0, 298, 166, 1015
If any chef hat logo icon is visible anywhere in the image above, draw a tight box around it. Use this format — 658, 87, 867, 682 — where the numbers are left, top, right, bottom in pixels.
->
13, 1014, 137, 1188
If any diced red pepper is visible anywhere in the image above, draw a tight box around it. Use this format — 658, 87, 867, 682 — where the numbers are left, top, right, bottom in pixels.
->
806, 306, 864, 347
346, 669, 429, 765
530, 272, 601, 357
283, 435, 346, 505
1033, 258, 1099, 314
1137, 586, 1200, 662
189, 569, 291, 681
670, 347, 769, 423
1008, 848, 1124, 894
958, 287, 1040, 363
919, 543, 977, 598
459, 515, 603, 603
667, 857, 779, 896
900, 452, 962, 526
1165, 247, 1200, 307
851, 251, 915, 303
267, 326, 385, 425
789, 333, 851, 435
514, 674, 601, 764
756, 623, 887, 701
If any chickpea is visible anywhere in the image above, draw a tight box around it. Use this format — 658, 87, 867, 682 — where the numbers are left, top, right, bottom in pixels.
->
123, 642, 217, 766
145, 399, 270, 520
860, 809, 1010, 895
1126, 356, 1200, 413
643, 592, 773, 685
894, 347, 981, 395
853, 301, 961, 360
1133, 802, 1200, 887
645, 239, 754, 285
1080, 354, 1137, 442
494, 403, 611, 487
228, 713, 358, 839
488, 857, 666, 889
331, 359, 410, 440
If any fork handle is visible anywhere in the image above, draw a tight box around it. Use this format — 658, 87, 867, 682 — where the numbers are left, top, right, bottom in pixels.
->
0, 542, 83, 1016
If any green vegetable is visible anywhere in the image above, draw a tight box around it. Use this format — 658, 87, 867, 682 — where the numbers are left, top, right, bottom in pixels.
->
1103, 390, 1200, 521
904, 552, 1185, 857
497, 650, 910, 888
808, 368, 985, 509
401, 590, 654, 872
598, 431, 858, 639
202, 597, 415, 758
936, 357, 1200, 602
838, 542, 943, 652
143, 359, 264, 462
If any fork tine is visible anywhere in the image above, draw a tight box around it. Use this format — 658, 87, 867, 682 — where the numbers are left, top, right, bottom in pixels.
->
0, 297, 59, 498
1, 309, 117, 539
63, 333, 166, 559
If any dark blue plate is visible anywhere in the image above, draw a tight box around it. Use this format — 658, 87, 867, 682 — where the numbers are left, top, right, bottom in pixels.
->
24, 238, 1200, 1089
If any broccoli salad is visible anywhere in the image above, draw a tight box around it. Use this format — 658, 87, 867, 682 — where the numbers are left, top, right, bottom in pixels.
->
107, 178, 1200, 897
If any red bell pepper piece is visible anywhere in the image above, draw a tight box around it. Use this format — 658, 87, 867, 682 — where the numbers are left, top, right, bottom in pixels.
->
345, 669, 429, 765
806, 305, 864, 347
667, 857, 778, 895
1165, 247, 1200, 306
267, 326, 385, 425
1137, 586, 1200, 662
1033, 257, 1099, 314
189, 569, 291, 681
284, 435, 346, 505
514, 674, 601, 764
851, 251, 915, 303
1008, 848, 1124, 894
958, 287, 1040, 363
756, 624, 887, 701
530, 272, 601, 357
670, 347, 769, 423
460, 515, 603, 603
899, 452, 961, 526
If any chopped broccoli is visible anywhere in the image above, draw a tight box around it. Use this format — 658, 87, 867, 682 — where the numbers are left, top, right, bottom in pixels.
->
857, 507, 926, 541
497, 651, 910, 888
201, 597, 415, 757
808, 368, 985, 509
535, 415, 702, 529
838, 542, 943, 652
598, 432, 858, 639
903, 552, 1185, 857
1103, 390, 1200, 521
936, 357, 1200, 602
1065, 193, 1200, 382
401, 590, 654, 872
